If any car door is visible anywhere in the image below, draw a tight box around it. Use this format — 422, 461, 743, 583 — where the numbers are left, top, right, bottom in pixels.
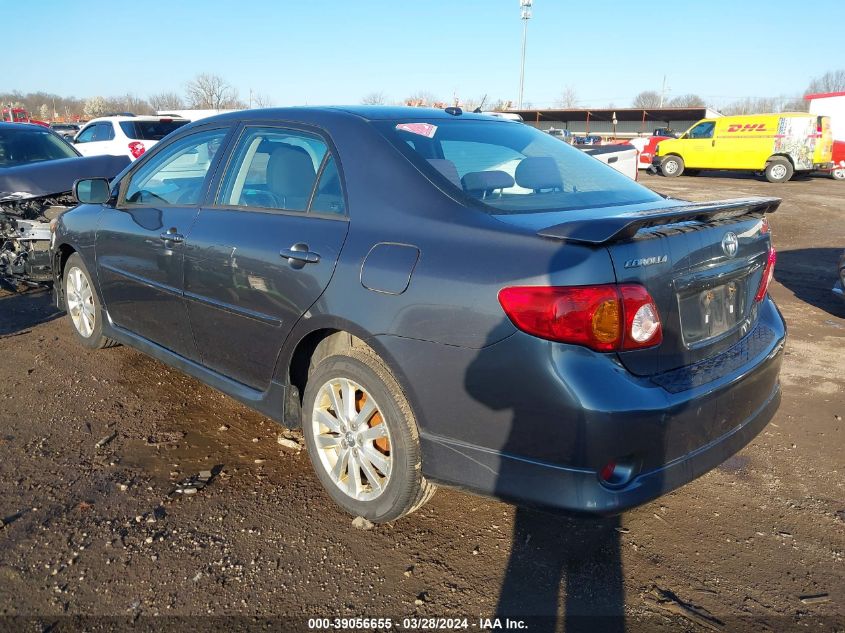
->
679, 120, 716, 168
74, 122, 116, 156
72, 123, 98, 155
183, 125, 349, 390
95, 127, 231, 359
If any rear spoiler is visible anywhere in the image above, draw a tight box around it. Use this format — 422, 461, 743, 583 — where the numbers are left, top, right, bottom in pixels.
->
537, 197, 781, 245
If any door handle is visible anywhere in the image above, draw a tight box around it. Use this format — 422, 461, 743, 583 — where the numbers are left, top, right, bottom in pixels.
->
712, 140, 716, 147
280, 243, 320, 265
159, 229, 184, 244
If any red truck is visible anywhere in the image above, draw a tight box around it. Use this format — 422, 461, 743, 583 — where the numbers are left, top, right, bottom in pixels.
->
2, 106, 49, 127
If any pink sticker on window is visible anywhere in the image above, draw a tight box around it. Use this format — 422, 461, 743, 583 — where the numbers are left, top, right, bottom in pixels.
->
396, 122, 438, 138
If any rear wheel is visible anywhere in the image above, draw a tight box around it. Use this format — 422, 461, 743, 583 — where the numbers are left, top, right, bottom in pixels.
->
660, 155, 684, 177
765, 157, 793, 183
832, 167, 845, 181
63, 253, 117, 350
302, 347, 435, 522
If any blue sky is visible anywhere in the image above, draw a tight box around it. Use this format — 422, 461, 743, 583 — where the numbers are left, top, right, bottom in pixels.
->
6, 0, 843, 108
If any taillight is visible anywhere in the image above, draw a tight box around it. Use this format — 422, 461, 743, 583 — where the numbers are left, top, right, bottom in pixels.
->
755, 247, 777, 302
128, 141, 146, 159
498, 284, 662, 352
760, 217, 769, 235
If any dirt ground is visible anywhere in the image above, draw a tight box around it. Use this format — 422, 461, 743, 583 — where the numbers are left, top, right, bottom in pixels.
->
0, 171, 842, 633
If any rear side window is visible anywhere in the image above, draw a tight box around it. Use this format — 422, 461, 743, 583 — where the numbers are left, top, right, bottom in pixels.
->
376, 119, 660, 213
219, 127, 328, 212
310, 156, 345, 215
94, 123, 115, 142
119, 119, 189, 140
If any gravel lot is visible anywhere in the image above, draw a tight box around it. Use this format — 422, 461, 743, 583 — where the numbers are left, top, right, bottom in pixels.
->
0, 171, 842, 632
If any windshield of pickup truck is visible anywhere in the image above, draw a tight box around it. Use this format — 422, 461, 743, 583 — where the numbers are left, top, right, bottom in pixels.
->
376, 118, 661, 213
0, 126, 79, 167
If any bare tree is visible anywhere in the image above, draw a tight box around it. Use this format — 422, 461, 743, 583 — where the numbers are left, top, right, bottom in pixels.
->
631, 90, 662, 108
38, 104, 50, 121
668, 94, 706, 107
781, 97, 809, 112
490, 99, 513, 112
149, 91, 185, 111
806, 69, 845, 95
361, 91, 387, 105
403, 91, 438, 107
251, 93, 274, 108
185, 73, 240, 109
555, 86, 578, 108
720, 97, 782, 116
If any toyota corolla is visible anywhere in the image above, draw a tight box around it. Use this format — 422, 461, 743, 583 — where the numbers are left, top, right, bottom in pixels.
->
52, 107, 785, 522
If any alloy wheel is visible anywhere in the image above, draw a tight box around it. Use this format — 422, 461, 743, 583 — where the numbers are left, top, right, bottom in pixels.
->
310, 377, 392, 502
66, 267, 95, 338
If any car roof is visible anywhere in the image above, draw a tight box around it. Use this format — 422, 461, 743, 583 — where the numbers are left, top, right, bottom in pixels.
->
0, 121, 57, 131
85, 115, 189, 124
210, 105, 502, 122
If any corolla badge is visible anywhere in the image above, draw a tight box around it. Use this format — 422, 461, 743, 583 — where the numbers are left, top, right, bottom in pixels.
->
624, 254, 668, 268
721, 232, 739, 258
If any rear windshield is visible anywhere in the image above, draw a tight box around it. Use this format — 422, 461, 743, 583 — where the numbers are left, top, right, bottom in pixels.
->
0, 127, 79, 167
119, 119, 189, 141
376, 119, 660, 213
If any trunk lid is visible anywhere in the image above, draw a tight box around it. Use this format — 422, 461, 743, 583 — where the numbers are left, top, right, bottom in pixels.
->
524, 197, 779, 375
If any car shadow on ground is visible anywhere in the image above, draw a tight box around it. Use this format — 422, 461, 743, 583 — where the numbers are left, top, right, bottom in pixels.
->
0, 289, 61, 336
774, 247, 844, 318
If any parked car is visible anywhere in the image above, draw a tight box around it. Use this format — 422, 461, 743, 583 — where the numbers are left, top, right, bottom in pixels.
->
834, 250, 845, 301
50, 122, 81, 141
53, 107, 785, 522
74, 115, 190, 160
0, 122, 128, 288
628, 135, 673, 169
824, 140, 844, 180
654, 113, 834, 182
581, 144, 638, 180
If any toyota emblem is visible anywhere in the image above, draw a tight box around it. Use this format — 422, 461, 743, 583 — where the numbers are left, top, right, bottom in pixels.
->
721, 232, 739, 257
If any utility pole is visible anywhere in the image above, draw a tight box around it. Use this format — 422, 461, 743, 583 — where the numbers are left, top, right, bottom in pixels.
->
659, 75, 670, 108
518, 0, 533, 110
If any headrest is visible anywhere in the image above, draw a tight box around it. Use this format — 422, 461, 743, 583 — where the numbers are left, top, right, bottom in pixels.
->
514, 157, 563, 191
461, 170, 515, 193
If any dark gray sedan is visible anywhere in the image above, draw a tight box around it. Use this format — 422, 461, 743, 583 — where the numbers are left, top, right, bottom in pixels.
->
52, 107, 785, 522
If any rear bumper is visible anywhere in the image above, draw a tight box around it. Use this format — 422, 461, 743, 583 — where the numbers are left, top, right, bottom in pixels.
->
377, 298, 785, 514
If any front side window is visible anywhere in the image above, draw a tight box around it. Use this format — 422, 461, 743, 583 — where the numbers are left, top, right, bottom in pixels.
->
75, 125, 96, 143
376, 119, 660, 213
123, 129, 227, 206
218, 127, 328, 212
688, 121, 715, 139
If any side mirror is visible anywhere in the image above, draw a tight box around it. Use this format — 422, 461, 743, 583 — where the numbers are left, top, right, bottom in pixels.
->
74, 178, 111, 204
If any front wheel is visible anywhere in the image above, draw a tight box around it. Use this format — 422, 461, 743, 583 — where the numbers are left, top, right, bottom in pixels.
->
63, 253, 117, 350
765, 157, 794, 183
832, 167, 845, 181
302, 348, 435, 522
659, 155, 684, 177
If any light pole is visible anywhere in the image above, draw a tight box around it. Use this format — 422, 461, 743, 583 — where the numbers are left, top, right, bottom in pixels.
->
518, 0, 533, 110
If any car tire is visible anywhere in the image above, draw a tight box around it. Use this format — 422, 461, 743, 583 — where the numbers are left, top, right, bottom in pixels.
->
765, 157, 794, 183
302, 347, 435, 522
660, 155, 684, 177
63, 253, 117, 350
832, 167, 845, 181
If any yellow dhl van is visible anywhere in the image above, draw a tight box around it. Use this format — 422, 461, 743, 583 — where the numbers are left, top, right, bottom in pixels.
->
653, 113, 834, 182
